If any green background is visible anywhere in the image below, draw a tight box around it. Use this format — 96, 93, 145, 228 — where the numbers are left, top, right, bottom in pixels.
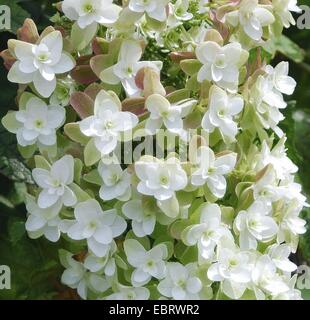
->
0, 0, 309, 299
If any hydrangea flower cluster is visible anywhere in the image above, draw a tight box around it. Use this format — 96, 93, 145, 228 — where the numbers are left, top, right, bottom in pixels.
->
1, 0, 307, 300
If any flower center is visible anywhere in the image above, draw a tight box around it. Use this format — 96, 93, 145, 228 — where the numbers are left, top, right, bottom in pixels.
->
228, 259, 238, 268
204, 229, 214, 238
218, 109, 226, 118
127, 67, 133, 75
249, 220, 258, 228
146, 260, 154, 267
161, 110, 169, 118
160, 175, 169, 186
35, 119, 44, 128
51, 179, 60, 188
214, 54, 227, 69
88, 221, 97, 229
105, 120, 114, 129
111, 173, 120, 184
177, 279, 186, 288
83, 3, 94, 13
38, 53, 50, 62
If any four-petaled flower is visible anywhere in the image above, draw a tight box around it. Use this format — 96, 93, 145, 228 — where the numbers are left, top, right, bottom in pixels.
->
191, 147, 237, 198
66, 199, 127, 257
135, 156, 188, 201
80, 90, 139, 155
128, 0, 170, 22
124, 239, 168, 287
196, 41, 248, 92
8, 31, 75, 97
62, 0, 121, 29
202, 85, 244, 141
2, 95, 65, 147
101, 40, 163, 97
32, 155, 77, 209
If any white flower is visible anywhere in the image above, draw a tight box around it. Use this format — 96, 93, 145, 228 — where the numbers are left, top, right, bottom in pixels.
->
250, 75, 286, 136
98, 162, 131, 201
198, 0, 209, 14
253, 165, 282, 203
124, 239, 168, 287
273, 0, 301, 28
62, 0, 121, 29
196, 41, 247, 92
191, 147, 237, 198
255, 138, 298, 180
145, 94, 196, 135
252, 255, 290, 299
122, 199, 156, 237
272, 275, 302, 300
128, 0, 170, 22
60, 250, 110, 299
25, 195, 62, 242
8, 31, 75, 98
84, 242, 117, 276
101, 40, 163, 97
184, 203, 233, 261
225, 0, 275, 41
106, 285, 150, 300
267, 244, 297, 273
265, 61, 296, 96
80, 90, 138, 155
135, 157, 188, 201
234, 201, 278, 250
5, 96, 65, 147
158, 263, 202, 300
207, 246, 252, 299
32, 155, 77, 209
67, 199, 127, 257
277, 200, 307, 252
167, 0, 193, 28
202, 86, 244, 141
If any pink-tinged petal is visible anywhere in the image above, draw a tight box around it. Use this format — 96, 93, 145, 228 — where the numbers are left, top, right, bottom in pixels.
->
71, 65, 99, 84
17, 19, 40, 44
70, 92, 94, 119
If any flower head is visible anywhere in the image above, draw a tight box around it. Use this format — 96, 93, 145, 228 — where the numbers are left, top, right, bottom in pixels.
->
8, 31, 75, 97
32, 155, 77, 209
66, 199, 127, 257
196, 41, 248, 92
3, 96, 65, 147
80, 90, 139, 155
62, 0, 121, 29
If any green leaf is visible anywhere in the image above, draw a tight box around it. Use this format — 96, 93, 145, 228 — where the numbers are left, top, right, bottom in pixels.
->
70, 183, 91, 202
34, 155, 50, 170
71, 21, 98, 51
8, 217, 26, 244
83, 169, 102, 186
180, 59, 202, 76
64, 123, 90, 145
84, 139, 101, 167
275, 35, 305, 63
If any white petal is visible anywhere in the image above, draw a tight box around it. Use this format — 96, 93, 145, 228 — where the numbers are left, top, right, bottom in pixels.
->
52, 52, 75, 74
8, 62, 33, 84
38, 190, 59, 208
33, 72, 56, 98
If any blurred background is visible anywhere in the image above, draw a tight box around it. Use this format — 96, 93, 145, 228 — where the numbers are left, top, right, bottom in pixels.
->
0, 0, 309, 299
